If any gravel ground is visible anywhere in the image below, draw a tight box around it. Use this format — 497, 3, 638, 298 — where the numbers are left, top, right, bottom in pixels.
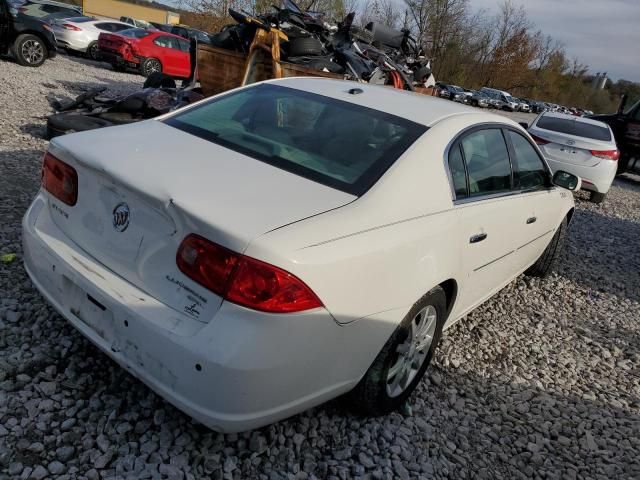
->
1, 54, 639, 480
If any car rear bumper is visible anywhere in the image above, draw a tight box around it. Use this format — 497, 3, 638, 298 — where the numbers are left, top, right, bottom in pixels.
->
22, 192, 370, 432
99, 50, 139, 67
546, 158, 617, 193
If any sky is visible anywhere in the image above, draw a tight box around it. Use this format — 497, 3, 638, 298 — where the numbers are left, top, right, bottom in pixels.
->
470, 0, 639, 82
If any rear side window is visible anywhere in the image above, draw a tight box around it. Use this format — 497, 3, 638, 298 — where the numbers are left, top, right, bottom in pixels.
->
460, 129, 511, 196
507, 131, 548, 189
164, 84, 427, 196
448, 144, 468, 198
537, 116, 611, 141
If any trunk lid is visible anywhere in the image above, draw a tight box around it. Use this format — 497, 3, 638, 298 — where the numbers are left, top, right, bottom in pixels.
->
47, 121, 355, 321
530, 126, 609, 167
98, 32, 130, 54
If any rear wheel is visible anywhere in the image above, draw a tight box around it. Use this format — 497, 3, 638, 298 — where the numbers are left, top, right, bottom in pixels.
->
589, 191, 606, 204
12, 34, 47, 67
141, 57, 162, 77
525, 217, 567, 278
349, 286, 447, 415
87, 41, 100, 61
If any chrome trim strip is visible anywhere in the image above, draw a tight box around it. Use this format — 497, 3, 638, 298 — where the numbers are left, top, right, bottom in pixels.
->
516, 229, 554, 251
442, 122, 555, 205
473, 249, 515, 272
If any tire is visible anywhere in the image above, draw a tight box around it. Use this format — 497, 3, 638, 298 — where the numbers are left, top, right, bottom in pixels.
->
287, 37, 323, 57
141, 57, 162, 77
349, 286, 447, 416
589, 191, 606, 204
616, 153, 630, 175
12, 34, 47, 67
87, 41, 100, 61
46, 113, 113, 139
525, 217, 567, 278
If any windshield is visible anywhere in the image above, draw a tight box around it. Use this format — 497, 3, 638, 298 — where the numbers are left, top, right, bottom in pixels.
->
505, 96, 516, 103
537, 116, 612, 141
164, 84, 427, 196
119, 28, 150, 38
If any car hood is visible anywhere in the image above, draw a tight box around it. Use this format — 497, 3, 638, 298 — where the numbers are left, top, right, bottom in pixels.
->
52, 120, 357, 253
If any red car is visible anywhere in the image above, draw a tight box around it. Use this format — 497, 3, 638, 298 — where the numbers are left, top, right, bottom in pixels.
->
98, 28, 191, 78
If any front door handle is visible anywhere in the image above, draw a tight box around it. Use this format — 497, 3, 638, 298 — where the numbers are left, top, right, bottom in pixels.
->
470, 233, 487, 243
526, 216, 537, 224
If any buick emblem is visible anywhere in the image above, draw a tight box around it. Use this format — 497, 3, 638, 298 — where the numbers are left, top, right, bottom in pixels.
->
112, 202, 130, 232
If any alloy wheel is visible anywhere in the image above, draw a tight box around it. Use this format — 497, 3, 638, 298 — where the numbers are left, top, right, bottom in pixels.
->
145, 59, 161, 76
89, 43, 99, 60
386, 305, 438, 398
21, 40, 44, 65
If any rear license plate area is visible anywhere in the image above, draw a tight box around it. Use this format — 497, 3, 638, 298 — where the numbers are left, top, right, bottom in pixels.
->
63, 276, 114, 340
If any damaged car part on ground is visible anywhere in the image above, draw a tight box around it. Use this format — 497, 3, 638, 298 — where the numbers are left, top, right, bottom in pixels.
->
45, 76, 204, 139
24, 78, 579, 432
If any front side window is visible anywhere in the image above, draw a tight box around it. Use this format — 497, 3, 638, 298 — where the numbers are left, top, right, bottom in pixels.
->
460, 129, 511, 196
508, 131, 548, 189
164, 84, 426, 196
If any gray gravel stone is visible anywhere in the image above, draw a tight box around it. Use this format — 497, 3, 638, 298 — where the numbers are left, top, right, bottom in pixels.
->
0, 54, 639, 480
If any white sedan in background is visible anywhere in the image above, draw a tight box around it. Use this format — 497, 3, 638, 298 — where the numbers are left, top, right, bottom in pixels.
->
23, 78, 579, 432
528, 112, 619, 204
51, 17, 131, 60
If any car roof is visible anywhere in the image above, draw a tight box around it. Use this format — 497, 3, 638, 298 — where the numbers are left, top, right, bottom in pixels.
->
263, 78, 506, 127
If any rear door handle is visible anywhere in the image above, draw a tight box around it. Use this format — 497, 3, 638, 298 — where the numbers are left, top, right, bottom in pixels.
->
470, 233, 487, 243
526, 217, 537, 224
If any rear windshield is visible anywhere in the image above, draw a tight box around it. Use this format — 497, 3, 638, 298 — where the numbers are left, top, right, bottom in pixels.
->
119, 28, 150, 38
164, 84, 427, 196
67, 16, 92, 23
537, 116, 611, 141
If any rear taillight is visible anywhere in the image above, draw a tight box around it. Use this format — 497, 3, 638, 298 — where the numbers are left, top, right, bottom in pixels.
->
42, 152, 78, 206
590, 149, 619, 161
177, 234, 323, 313
62, 23, 81, 31
530, 133, 550, 145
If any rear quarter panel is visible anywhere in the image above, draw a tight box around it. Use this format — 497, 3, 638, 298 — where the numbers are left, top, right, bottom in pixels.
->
244, 121, 465, 326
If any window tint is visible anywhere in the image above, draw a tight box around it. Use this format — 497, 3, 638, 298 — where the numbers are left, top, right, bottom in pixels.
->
119, 28, 150, 39
95, 22, 113, 31
164, 84, 427, 196
460, 129, 511, 196
536, 115, 611, 141
448, 144, 468, 198
632, 104, 640, 121
111, 23, 131, 31
508, 131, 548, 189
177, 38, 190, 52
154, 35, 174, 48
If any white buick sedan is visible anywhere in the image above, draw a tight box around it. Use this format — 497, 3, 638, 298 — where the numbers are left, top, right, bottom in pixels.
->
23, 78, 579, 432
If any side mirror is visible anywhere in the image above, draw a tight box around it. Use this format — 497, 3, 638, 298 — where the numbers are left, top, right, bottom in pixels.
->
552, 170, 581, 191
518, 122, 529, 130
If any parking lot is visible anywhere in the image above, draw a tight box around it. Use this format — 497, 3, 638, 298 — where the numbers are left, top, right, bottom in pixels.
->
1, 54, 639, 479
